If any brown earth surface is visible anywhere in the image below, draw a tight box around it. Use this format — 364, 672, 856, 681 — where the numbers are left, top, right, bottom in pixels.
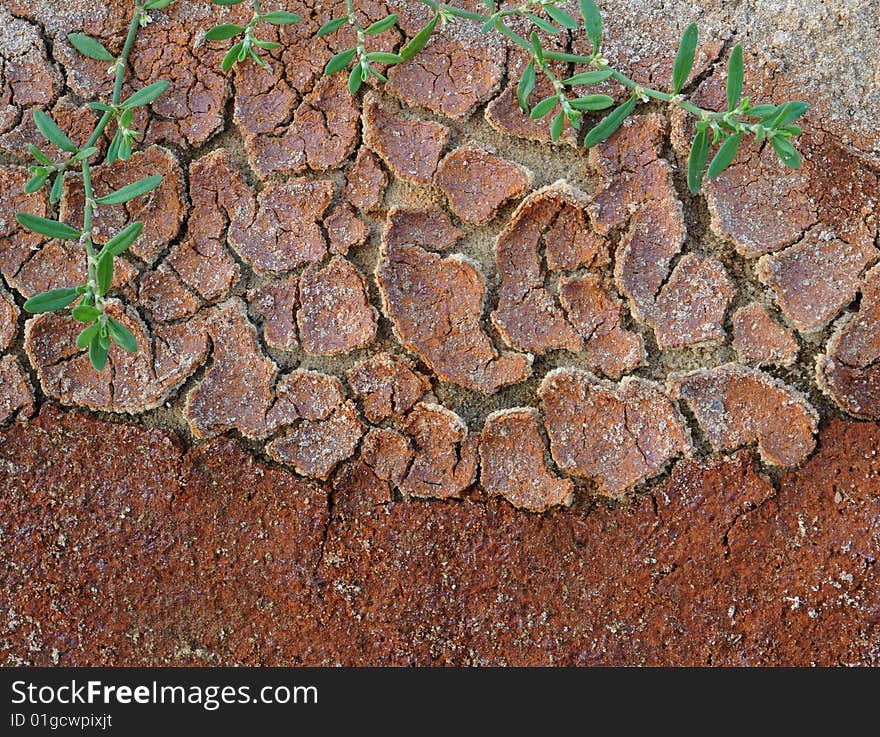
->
1, 0, 879, 665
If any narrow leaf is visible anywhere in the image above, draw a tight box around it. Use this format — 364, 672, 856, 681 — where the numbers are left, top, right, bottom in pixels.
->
23, 288, 80, 314
525, 13, 559, 35
15, 213, 80, 240
529, 95, 558, 120
578, 0, 603, 52
707, 133, 741, 178
106, 130, 122, 165
72, 303, 102, 322
121, 81, 170, 109
33, 110, 77, 153
253, 39, 281, 50
97, 252, 114, 294
108, 318, 138, 353
89, 335, 109, 371
103, 221, 144, 257
96, 174, 162, 205
204, 24, 244, 41
25, 170, 49, 193
76, 323, 101, 350
67, 32, 114, 61
563, 68, 614, 85
145, 0, 177, 8
400, 15, 438, 61
550, 110, 565, 141
726, 44, 743, 111
517, 60, 536, 113
687, 127, 709, 193
28, 144, 52, 164
570, 94, 615, 111
583, 96, 637, 148
749, 104, 777, 118
772, 101, 809, 127
325, 49, 356, 76
261, 11, 301, 25
221, 42, 243, 71
348, 64, 363, 94
50, 174, 64, 204
317, 17, 347, 37
366, 52, 403, 65
545, 5, 579, 30
364, 14, 398, 35
771, 137, 802, 169
672, 22, 698, 94
212, 0, 246, 5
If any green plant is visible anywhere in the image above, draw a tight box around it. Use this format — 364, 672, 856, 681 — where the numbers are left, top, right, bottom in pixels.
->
205, 0, 301, 70
16, 0, 174, 370
212, 0, 806, 192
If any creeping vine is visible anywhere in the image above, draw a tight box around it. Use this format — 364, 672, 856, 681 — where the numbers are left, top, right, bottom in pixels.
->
15, 0, 808, 372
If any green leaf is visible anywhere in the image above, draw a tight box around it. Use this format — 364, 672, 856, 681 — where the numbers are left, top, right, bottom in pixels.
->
364, 14, 398, 35
516, 60, 536, 113
772, 101, 809, 127
578, 0, 603, 53
261, 11, 301, 25
15, 213, 80, 240
542, 51, 593, 63
771, 136, 802, 169
144, 0, 177, 9
76, 322, 101, 350
212, 0, 245, 5
96, 252, 114, 295
89, 101, 114, 111
121, 80, 170, 109
348, 64, 363, 94
317, 17, 347, 37
687, 127, 709, 193
529, 95, 558, 120
103, 221, 144, 257
366, 52, 403, 65
545, 5, 579, 30
89, 334, 109, 371
749, 104, 777, 118
23, 288, 80, 314
525, 13, 559, 35
583, 96, 637, 148
25, 170, 49, 193
72, 146, 99, 162
67, 32, 114, 61
570, 94, 615, 111
726, 44, 743, 111
72, 303, 102, 322
205, 24, 244, 41
253, 39, 281, 50
563, 68, 614, 85
50, 174, 64, 204
33, 110, 77, 153
119, 134, 133, 161
28, 144, 52, 164
550, 110, 565, 141
96, 174, 162, 205
325, 49, 356, 76
707, 133, 741, 178
672, 22, 698, 94
529, 31, 544, 63
400, 15, 438, 61
106, 130, 122, 165
221, 42, 243, 71
108, 318, 138, 353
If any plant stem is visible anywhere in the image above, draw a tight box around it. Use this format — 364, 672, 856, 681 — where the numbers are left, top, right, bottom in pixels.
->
79, 1, 145, 311
418, 0, 728, 128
